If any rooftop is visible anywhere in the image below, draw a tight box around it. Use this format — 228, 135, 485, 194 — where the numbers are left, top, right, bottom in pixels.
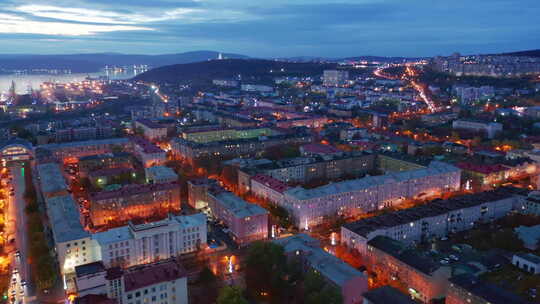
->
37, 162, 68, 194
514, 253, 540, 264
75, 261, 105, 278
301, 143, 343, 155
145, 166, 178, 180
46, 195, 89, 243
210, 191, 268, 218
136, 119, 166, 129
274, 234, 366, 287
285, 161, 459, 201
90, 181, 177, 201
38, 137, 129, 150
344, 187, 526, 238
130, 136, 164, 154
449, 274, 529, 304
251, 174, 290, 193
107, 259, 186, 292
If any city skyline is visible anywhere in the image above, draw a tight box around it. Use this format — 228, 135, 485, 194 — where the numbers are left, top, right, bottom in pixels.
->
0, 0, 539, 57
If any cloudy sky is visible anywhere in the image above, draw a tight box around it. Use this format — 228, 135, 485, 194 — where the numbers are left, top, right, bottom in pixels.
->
0, 0, 538, 57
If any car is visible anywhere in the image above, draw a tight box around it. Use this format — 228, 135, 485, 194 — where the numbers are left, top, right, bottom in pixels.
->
440, 236, 448, 241
440, 259, 449, 265
449, 254, 459, 261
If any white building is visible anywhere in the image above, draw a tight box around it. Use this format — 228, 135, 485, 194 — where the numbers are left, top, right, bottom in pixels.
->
512, 253, 540, 274
341, 188, 527, 255
281, 161, 461, 228
92, 213, 207, 268
452, 119, 502, 139
105, 258, 188, 304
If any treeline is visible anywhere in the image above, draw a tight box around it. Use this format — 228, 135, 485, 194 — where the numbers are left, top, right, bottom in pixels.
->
23, 164, 57, 290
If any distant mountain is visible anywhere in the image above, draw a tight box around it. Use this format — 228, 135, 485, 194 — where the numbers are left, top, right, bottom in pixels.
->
0, 51, 249, 73
134, 59, 337, 84
498, 49, 540, 57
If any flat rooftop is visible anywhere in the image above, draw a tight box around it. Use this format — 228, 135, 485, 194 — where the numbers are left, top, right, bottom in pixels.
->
274, 234, 366, 287
285, 161, 459, 201
37, 162, 68, 194
46, 194, 89, 243
211, 191, 268, 218
344, 187, 527, 238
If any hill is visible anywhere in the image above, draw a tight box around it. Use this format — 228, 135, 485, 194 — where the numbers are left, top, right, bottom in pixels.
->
133, 59, 338, 84
0, 51, 249, 73
499, 49, 540, 57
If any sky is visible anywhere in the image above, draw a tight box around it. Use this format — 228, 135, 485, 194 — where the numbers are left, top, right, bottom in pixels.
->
0, 0, 539, 58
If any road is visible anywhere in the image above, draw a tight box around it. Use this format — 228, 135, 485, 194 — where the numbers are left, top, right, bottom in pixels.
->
6, 163, 34, 304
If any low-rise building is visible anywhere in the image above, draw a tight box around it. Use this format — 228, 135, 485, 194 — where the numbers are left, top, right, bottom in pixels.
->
37, 138, 131, 163
512, 253, 540, 274
105, 258, 188, 304
187, 178, 218, 209
37, 162, 69, 197
514, 224, 540, 250
274, 234, 368, 304
250, 174, 290, 204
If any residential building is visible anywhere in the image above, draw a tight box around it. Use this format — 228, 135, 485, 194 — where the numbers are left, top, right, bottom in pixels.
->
130, 136, 167, 168
364, 236, 450, 303
145, 166, 178, 184
187, 178, 218, 209
282, 161, 461, 228
341, 187, 527, 255
75, 262, 107, 297
134, 119, 168, 141
89, 182, 180, 227
362, 286, 417, 304
37, 162, 69, 198
250, 174, 290, 205
452, 120, 502, 139
446, 274, 530, 304
180, 125, 275, 144
78, 152, 133, 178
105, 258, 188, 304
274, 234, 368, 304
512, 253, 540, 274
45, 195, 97, 277
207, 186, 268, 245
37, 138, 131, 163
514, 224, 540, 250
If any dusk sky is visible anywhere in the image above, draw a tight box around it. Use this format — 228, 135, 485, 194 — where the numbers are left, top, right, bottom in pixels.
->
1, 0, 539, 57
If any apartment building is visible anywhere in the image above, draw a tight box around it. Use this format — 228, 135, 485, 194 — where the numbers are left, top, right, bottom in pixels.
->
170, 131, 313, 164
281, 161, 461, 228
237, 152, 375, 194
452, 119, 502, 139
274, 234, 368, 304
37, 138, 131, 162
79, 152, 133, 178
180, 125, 275, 144
133, 119, 168, 142
105, 259, 188, 304
37, 162, 69, 198
341, 187, 527, 255
323, 70, 349, 86
89, 182, 181, 227
206, 186, 268, 245
145, 166, 178, 184
130, 136, 167, 168
446, 274, 529, 304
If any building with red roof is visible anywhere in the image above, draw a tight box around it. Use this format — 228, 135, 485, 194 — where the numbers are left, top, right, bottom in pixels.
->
105, 258, 187, 304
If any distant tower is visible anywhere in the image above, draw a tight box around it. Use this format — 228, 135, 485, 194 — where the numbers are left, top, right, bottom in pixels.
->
218, 52, 224, 60
9, 80, 16, 98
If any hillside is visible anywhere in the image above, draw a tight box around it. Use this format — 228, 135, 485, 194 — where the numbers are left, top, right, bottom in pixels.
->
133, 59, 338, 84
499, 49, 540, 57
0, 51, 249, 73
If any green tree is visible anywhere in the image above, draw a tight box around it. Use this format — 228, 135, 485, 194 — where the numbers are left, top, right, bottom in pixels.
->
304, 270, 343, 304
217, 286, 248, 304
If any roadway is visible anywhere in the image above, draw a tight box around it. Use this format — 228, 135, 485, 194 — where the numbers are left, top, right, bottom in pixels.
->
6, 162, 34, 304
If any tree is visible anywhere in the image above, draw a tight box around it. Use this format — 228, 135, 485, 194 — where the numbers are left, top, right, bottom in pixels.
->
304, 270, 343, 304
217, 286, 248, 304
